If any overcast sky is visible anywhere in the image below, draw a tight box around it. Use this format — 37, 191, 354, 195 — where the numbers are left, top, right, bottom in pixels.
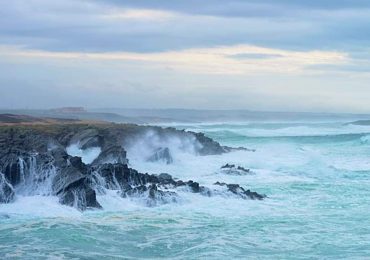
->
1, 0, 370, 112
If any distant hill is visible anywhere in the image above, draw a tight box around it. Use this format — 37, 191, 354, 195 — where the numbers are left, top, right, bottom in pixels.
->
0, 109, 144, 124
0, 114, 83, 125
0, 109, 175, 124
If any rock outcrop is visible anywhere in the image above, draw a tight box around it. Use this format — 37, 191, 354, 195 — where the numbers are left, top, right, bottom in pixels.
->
0, 172, 14, 203
0, 123, 265, 210
214, 182, 265, 200
219, 164, 253, 175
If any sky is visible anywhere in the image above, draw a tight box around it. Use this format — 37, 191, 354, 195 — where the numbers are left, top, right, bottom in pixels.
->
1, 0, 370, 112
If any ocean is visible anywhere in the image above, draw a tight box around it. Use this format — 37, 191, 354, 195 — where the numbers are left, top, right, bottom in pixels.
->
2, 120, 370, 259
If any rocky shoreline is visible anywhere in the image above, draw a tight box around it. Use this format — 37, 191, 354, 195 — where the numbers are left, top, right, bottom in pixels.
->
0, 123, 265, 211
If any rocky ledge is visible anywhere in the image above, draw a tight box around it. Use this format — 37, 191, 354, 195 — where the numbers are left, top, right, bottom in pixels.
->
0, 123, 265, 210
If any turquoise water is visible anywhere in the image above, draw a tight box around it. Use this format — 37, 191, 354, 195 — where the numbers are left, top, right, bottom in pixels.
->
2, 121, 370, 259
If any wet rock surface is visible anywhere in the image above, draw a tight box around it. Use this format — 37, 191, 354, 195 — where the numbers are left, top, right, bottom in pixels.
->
0, 173, 15, 203
219, 164, 253, 175
0, 124, 265, 210
214, 182, 266, 200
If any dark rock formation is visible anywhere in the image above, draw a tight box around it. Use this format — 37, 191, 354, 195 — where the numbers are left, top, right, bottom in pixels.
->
220, 164, 252, 175
92, 145, 127, 165
221, 163, 235, 169
0, 123, 265, 211
0, 173, 15, 203
191, 132, 227, 155
58, 177, 101, 210
214, 182, 266, 200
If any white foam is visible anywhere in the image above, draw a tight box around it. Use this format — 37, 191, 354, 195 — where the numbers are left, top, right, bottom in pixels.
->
96, 189, 142, 212
0, 195, 82, 218
185, 123, 370, 137
126, 129, 201, 164
4, 120, 369, 220
360, 134, 370, 144
66, 144, 101, 164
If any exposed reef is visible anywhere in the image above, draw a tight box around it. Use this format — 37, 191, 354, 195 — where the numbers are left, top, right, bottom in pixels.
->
0, 123, 265, 211
219, 164, 254, 175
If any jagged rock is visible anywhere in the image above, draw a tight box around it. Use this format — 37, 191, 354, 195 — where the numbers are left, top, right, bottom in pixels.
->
214, 182, 266, 200
186, 180, 201, 193
192, 132, 227, 155
52, 166, 86, 195
221, 163, 235, 169
123, 184, 178, 207
58, 178, 101, 210
219, 164, 252, 175
52, 161, 101, 210
97, 163, 158, 190
157, 173, 174, 184
3, 155, 23, 186
80, 136, 103, 150
0, 123, 267, 211
92, 145, 127, 165
0, 173, 15, 203
147, 147, 173, 164
69, 128, 101, 149
50, 147, 70, 168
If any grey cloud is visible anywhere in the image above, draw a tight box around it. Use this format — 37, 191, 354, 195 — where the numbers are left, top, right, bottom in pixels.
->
97, 0, 370, 16
1, 0, 370, 54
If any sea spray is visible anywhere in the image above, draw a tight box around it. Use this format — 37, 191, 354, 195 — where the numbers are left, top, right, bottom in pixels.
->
66, 144, 101, 164
2, 121, 370, 258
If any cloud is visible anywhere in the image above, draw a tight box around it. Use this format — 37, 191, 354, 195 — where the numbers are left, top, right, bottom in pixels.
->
102, 9, 176, 21
2, 0, 370, 54
1, 0, 370, 112
0, 44, 349, 75
97, 0, 370, 17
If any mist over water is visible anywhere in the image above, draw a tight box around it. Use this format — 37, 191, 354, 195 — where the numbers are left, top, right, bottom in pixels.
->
2, 120, 370, 258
